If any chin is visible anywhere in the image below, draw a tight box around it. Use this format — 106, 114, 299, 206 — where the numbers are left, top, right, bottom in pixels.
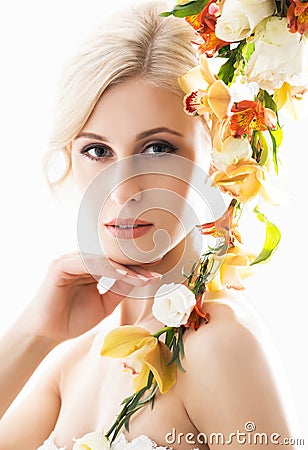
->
102, 245, 168, 266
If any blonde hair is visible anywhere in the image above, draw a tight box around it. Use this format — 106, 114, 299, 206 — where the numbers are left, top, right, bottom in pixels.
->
43, 0, 199, 190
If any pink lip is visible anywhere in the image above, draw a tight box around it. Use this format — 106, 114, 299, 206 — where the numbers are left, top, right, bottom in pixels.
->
104, 218, 153, 226
104, 217, 154, 239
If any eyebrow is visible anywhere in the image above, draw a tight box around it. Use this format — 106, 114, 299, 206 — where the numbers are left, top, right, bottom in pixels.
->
75, 127, 184, 142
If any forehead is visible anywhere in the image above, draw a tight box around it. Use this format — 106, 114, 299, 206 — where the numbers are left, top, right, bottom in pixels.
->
82, 78, 198, 140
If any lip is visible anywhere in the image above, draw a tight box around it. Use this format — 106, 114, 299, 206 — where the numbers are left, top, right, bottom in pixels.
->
104, 217, 154, 239
104, 218, 153, 226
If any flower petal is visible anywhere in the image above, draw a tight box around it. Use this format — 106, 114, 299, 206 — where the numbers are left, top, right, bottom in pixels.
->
207, 80, 233, 119
132, 364, 152, 393
144, 341, 177, 394
178, 66, 207, 94
199, 54, 217, 85
100, 326, 152, 358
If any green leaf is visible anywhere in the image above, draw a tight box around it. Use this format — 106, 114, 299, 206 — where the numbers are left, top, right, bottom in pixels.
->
252, 131, 269, 166
250, 207, 281, 266
178, 327, 185, 359
160, 0, 209, 17
258, 89, 277, 113
217, 41, 254, 86
268, 127, 282, 174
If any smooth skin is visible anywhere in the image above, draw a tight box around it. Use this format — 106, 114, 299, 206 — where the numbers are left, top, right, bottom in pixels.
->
0, 79, 298, 449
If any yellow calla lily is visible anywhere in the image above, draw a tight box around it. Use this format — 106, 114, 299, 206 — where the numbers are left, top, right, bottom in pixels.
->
100, 325, 177, 395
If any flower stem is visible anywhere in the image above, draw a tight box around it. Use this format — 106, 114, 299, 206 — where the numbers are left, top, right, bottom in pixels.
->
153, 326, 174, 338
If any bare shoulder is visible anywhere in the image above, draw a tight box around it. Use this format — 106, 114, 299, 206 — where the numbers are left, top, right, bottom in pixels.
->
177, 290, 297, 443
183, 289, 265, 360
178, 288, 274, 393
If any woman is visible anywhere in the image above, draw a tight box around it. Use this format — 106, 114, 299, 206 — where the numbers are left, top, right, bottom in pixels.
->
0, 1, 300, 449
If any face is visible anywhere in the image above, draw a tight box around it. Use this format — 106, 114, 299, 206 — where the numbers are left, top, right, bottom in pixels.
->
71, 78, 207, 265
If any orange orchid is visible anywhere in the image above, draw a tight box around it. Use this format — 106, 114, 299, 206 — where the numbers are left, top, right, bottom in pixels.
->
287, 0, 308, 34
100, 326, 177, 394
206, 245, 253, 292
211, 157, 265, 203
230, 100, 277, 138
185, 0, 228, 57
179, 54, 233, 120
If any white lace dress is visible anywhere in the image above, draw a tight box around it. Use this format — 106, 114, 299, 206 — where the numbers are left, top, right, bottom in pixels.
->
36, 430, 201, 449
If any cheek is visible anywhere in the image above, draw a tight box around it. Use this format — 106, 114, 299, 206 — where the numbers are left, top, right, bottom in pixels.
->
71, 154, 101, 193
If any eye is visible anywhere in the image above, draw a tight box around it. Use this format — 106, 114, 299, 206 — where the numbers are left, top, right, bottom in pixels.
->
142, 142, 178, 157
80, 144, 111, 161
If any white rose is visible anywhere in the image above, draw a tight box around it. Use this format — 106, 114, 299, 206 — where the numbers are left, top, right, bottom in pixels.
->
37, 432, 66, 450
229, 79, 258, 103
111, 433, 157, 450
152, 283, 196, 327
73, 432, 110, 450
215, 0, 276, 42
212, 136, 253, 170
245, 17, 308, 90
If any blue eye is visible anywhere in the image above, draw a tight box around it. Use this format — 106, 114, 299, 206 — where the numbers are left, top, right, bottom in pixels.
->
80, 144, 111, 161
142, 142, 178, 156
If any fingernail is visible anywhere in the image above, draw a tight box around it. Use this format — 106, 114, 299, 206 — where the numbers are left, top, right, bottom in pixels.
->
149, 271, 162, 278
97, 276, 116, 294
115, 268, 128, 275
136, 274, 151, 281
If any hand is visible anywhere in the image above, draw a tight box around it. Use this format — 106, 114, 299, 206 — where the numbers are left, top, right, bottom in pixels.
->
17, 252, 162, 344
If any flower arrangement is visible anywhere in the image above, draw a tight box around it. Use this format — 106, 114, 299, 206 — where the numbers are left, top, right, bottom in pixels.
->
48, 1, 308, 448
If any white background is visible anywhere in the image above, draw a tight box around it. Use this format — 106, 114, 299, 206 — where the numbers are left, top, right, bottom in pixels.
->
0, 0, 307, 442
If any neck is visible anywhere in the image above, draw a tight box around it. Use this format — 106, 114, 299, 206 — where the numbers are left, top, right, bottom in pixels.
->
119, 226, 204, 328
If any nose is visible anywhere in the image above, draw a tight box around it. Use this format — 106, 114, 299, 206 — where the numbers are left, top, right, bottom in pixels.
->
110, 177, 143, 206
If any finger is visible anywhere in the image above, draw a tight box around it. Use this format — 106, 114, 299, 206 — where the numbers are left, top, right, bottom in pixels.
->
126, 264, 162, 280
52, 253, 153, 285
75, 252, 162, 280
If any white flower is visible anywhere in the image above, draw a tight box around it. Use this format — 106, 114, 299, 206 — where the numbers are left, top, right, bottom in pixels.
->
152, 283, 196, 327
36, 432, 66, 450
212, 136, 253, 170
245, 17, 308, 90
215, 0, 275, 42
73, 432, 110, 450
229, 80, 258, 103
111, 433, 158, 450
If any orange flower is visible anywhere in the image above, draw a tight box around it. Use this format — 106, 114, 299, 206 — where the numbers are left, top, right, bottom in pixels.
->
287, 0, 308, 34
180, 55, 233, 119
212, 158, 265, 203
185, 0, 228, 57
230, 100, 277, 138
196, 199, 242, 245
206, 245, 253, 291
184, 291, 210, 331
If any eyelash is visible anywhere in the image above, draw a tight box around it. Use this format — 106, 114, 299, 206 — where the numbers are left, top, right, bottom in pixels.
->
80, 141, 179, 162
